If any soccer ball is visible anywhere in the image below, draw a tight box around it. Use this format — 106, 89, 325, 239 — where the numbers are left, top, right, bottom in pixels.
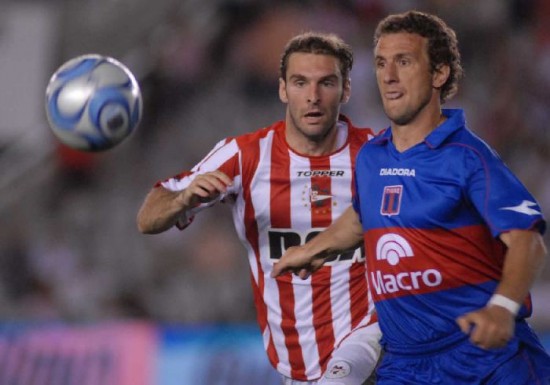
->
45, 54, 142, 152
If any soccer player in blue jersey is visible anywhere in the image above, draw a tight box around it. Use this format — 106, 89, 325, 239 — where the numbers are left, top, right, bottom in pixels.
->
272, 10, 550, 384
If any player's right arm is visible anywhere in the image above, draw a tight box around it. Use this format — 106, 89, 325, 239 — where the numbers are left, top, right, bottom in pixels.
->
271, 206, 364, 279
137, 170, 232, 234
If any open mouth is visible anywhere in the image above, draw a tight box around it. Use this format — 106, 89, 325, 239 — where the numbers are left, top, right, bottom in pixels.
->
305, 111, 323, 118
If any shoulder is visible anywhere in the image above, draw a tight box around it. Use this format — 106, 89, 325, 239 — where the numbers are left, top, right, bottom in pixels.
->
230, 121, 282, 149
341, 115, 376, 145
198, 123, 280, 167
431, 109, 499, 159
443, 127, 500, 163
357, 127, 388, 155
349, 125, 375, 140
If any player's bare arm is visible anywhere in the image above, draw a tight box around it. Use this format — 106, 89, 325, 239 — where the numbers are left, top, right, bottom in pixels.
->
137, 170, 232, 234
456, 229, 547, 349
495, 229, 547, 309
271, 206, 364, 279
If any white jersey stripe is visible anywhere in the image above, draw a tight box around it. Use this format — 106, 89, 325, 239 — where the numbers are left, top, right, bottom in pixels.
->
330, 264, 352, 343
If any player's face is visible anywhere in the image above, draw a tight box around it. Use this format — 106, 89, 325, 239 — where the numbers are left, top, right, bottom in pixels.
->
374, 32, 445, 126
279, 53, 350, 146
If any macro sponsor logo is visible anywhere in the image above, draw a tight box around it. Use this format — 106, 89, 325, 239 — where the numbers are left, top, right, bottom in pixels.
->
296, 170, 345, 177
371, 233, 442, 295
371, 269, 443, 294
380, 168, 416, 177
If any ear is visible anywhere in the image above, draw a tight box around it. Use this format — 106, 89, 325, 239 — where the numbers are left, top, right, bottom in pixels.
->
279, 78, 288, 103
340, 78, 351, 104
432, 64, 450, 89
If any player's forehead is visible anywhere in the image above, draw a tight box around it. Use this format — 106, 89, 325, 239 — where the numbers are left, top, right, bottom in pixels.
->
375, 32, 428, 59
285, 52, 342, 79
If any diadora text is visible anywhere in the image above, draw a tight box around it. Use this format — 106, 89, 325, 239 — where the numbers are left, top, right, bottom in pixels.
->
380, 168, 416, 177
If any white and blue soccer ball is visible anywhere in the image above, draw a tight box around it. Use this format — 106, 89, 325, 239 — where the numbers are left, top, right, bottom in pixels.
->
45, 54, 142, 152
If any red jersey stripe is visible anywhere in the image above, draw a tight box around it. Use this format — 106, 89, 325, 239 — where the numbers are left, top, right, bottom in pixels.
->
270, 130, 306, 379
309, 156, 336, 371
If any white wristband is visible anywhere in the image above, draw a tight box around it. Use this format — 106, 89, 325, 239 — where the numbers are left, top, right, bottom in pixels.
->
488, 294, 521, 316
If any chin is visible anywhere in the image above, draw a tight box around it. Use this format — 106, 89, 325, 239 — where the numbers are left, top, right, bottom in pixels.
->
392, 116, 414, 126
385, 109, 413, 126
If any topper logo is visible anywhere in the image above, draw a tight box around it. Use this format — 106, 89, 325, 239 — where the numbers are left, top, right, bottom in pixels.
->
376, 233, 413, 265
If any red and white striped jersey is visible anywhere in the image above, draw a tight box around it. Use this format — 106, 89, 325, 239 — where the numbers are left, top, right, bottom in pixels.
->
160, 116, 377, 381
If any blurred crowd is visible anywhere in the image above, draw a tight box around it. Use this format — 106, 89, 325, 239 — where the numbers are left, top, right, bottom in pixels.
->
1, 0, 550, 331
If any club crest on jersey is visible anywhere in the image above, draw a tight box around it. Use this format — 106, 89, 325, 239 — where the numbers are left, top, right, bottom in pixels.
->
309, 184, 331, 206
301, 184, 336, 213
380, 185, 402, 216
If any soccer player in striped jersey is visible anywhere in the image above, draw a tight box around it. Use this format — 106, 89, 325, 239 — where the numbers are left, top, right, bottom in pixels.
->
137, 32, 381, 385
272, 11, 550, 385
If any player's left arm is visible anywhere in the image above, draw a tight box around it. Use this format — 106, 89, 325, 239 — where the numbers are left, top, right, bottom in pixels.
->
457, 229, 547, 349
456, 145, 548, 349
497, 229, 547, 311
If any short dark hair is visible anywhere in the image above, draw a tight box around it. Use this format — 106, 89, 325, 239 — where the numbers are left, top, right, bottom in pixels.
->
374, 10, 463, 103
279, 32, 353, 81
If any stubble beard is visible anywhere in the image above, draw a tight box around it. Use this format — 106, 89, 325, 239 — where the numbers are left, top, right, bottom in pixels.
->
385, 93, 432, 127
289, 112, 333, 144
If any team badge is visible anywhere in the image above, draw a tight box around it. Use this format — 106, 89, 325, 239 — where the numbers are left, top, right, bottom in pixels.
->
301, 184, 336, 214
324, 360, 351, 379
309, 184, 332, 207
380, 185, 402, 216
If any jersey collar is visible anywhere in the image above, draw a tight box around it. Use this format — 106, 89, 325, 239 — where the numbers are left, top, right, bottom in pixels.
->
371, 108, 466, 149
424, 109, 466, 148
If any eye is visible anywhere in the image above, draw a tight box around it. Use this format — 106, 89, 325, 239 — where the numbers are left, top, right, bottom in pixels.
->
398, 58, 410, 66
322, 80, 335, 87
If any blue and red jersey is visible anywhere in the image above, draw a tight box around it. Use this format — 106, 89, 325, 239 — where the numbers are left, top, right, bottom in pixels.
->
353, 108, 546, 354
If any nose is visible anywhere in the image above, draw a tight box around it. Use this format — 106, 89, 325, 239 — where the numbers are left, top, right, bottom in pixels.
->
382, 62, 398, 84
307, 84, 320, 104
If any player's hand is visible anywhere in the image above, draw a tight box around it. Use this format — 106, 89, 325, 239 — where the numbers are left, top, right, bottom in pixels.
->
271, 246, 325, 279
456, 305, 515, 349
179, 170, 232, 208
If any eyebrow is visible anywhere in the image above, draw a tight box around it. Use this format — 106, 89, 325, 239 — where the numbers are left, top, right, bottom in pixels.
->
288, 73, 340, 81
375, 52, 414, 61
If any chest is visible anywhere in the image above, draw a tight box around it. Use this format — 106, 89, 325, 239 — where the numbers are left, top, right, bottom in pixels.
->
245, 152, 355, 230
356, 147, 482, 230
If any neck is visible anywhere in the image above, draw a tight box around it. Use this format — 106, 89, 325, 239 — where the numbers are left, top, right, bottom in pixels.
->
285, 121, 342, 156
392, 105, 446, 152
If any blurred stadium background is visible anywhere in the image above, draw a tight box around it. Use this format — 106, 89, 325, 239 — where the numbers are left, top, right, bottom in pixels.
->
1, 0, 549, 384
